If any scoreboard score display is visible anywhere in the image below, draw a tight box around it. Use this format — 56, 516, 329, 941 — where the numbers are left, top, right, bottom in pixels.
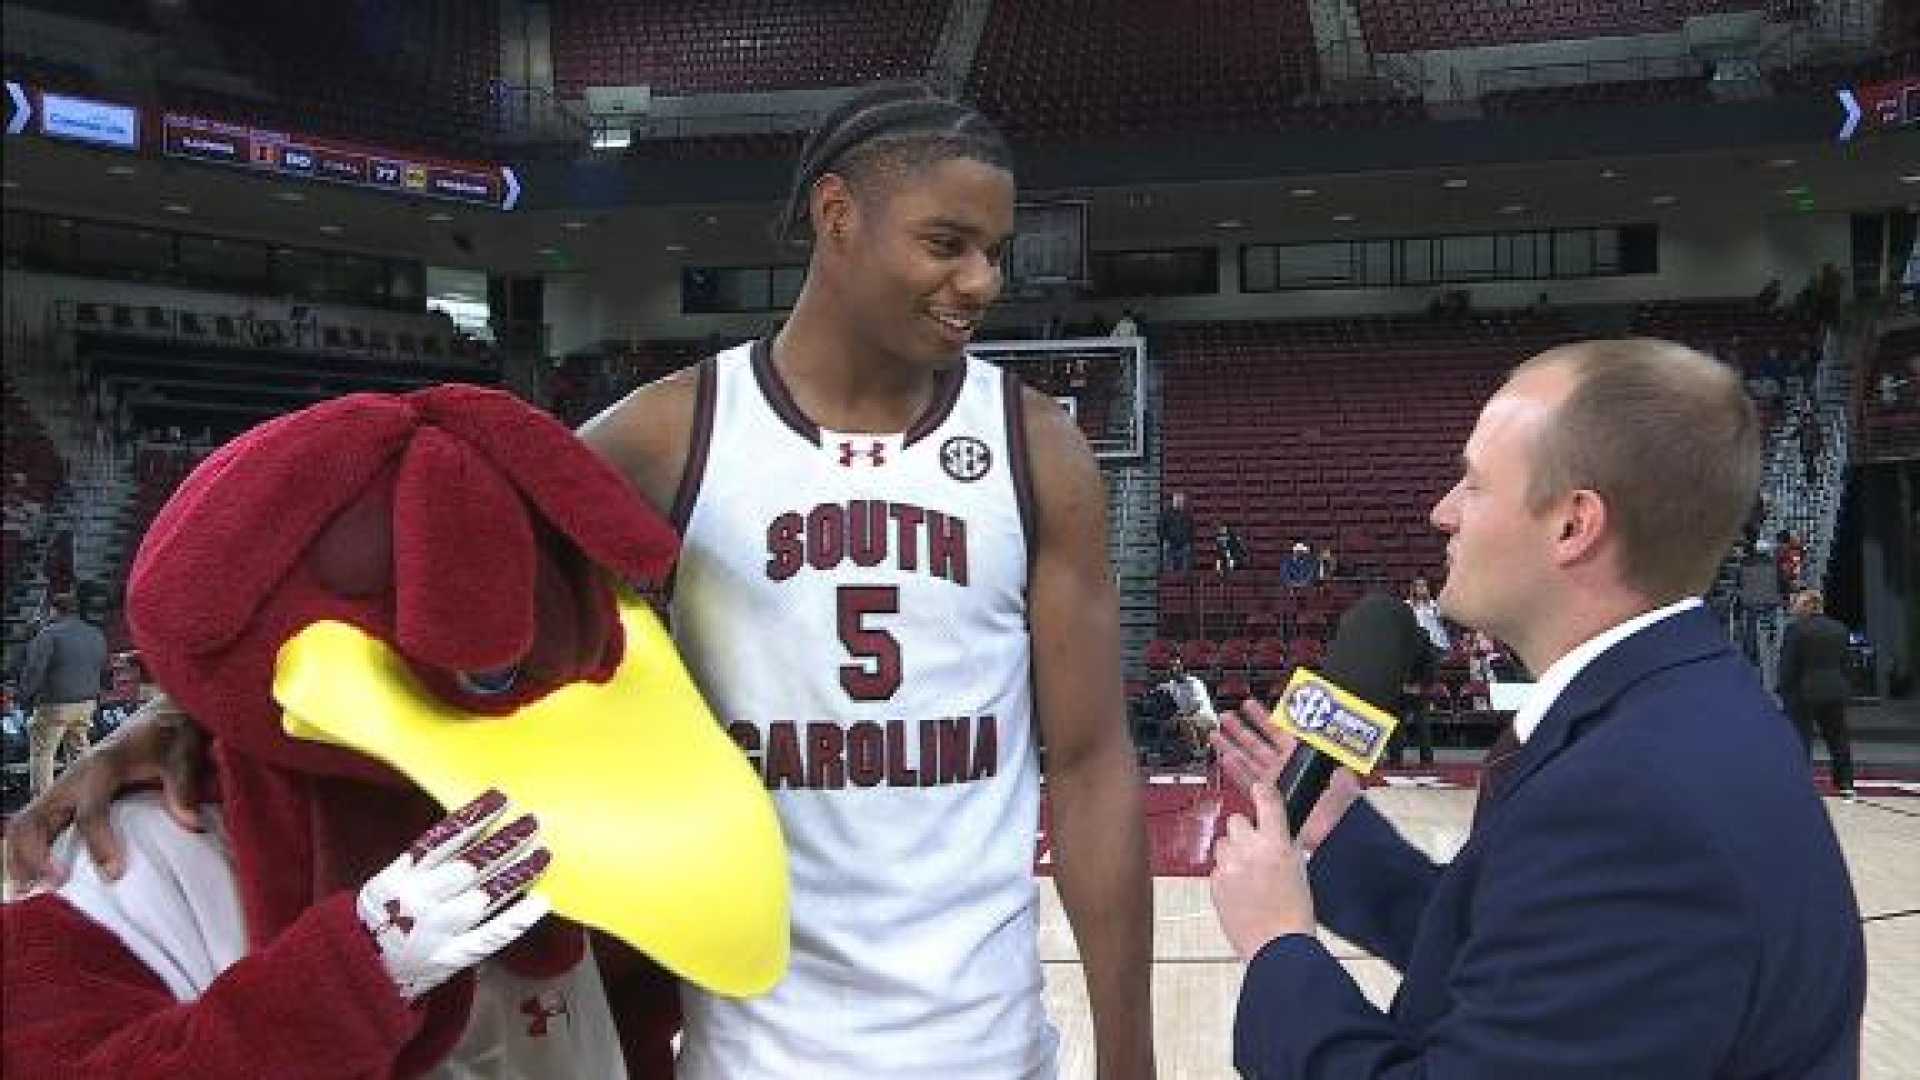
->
161, 112, 521, 210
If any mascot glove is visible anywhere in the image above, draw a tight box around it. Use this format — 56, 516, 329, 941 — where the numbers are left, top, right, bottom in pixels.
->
356, 788, 553, 1001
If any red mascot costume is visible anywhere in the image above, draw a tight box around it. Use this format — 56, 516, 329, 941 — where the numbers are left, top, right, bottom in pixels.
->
1, 385, 787, 1078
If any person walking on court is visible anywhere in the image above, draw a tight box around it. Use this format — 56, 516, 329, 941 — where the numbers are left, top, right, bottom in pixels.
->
1778, 588, 1856, 795
17, 591, 108, 797
1208, 339, 1864, 1077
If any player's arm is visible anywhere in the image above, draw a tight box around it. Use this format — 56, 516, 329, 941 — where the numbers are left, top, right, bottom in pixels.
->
574, 366, 701, 516
1021, 388, 1154, 1080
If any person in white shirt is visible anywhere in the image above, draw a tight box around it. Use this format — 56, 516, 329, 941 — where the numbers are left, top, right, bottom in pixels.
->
1157, 657, 1217, 762
1405, 576, 1449, 653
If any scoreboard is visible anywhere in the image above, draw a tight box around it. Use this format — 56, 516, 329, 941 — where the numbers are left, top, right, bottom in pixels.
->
161, 113, 520, 210
1837, 76, 1919, 141
7, 80, 520, 210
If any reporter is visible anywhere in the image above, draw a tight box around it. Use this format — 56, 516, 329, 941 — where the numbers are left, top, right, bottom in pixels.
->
1209, 340, 1864, 1078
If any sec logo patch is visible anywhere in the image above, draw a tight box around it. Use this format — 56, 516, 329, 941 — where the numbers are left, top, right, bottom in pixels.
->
941, 436, 992, 482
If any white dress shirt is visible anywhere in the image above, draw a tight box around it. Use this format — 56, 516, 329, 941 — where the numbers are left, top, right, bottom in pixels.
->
1511, 596, 1702, 744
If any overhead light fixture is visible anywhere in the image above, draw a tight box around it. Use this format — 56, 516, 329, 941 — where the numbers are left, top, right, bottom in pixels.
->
561, 220, 588, 231
0, 179, 17, 190
1331, 213, 1357, 223
106, 164, 137, 177
271, 190, 305, 203
702, 215, 719, 226
1214, 218, 1245, 229
1781, 185, 1810, 196
664, 243, 688, 253
537, 246, 559, 256
425, 210, 453, 223
162, 203, 191, 214
318, 223, 343, 235
1442, 178, 1468, 189
1599, 168, 1622, 179
1289, 187, 1317, 197
1766, 157, 1797, 168
1650, 194, 1678, 206
1902, 174, 1920, 184
1497, 204, 1527, 214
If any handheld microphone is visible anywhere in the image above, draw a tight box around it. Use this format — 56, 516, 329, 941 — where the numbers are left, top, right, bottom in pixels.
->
1273, 593, 1427, 833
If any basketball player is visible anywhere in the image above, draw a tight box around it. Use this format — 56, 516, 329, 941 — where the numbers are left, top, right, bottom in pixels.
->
7, 83, 1154, 1079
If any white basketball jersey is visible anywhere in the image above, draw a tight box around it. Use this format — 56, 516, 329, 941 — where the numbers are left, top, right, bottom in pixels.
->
671, 340, 1056, 1079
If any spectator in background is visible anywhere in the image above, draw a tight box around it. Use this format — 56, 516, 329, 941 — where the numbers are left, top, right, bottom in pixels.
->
1799, 403, 1824, 486
1214, 524, 1249, 576
1111, 309, 1140, 338
1756, 276, 1782, 312
1776, 529, 1807, 594
16, 591, 109, 797
1406, 577, 1449, 654
1279, 542, 1318, 588
1778, 589, 1856, 796
1157, 656, 1218, 765
1316, 544, 1339, 582
1466, 629, 1503, 688
1739, 538, 1783, 667
1160, 492, 1194, 572
1812, 263, 1845, 325
3, 472, 44, 543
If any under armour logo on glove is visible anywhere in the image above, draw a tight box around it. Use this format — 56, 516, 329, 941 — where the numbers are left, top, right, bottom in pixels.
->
371, 897, 416, 939
519, 992, 571, 1037
357, 788, 554, 1001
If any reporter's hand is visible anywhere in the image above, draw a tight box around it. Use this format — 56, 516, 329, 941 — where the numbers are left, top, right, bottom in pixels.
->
4, 693, 206, 889
358, 789, 553, 1001
1210, 699, 1363, 854
1210, 770, 1315, 960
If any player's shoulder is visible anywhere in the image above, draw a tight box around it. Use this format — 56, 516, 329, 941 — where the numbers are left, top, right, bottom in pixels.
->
574, 363, 709, 515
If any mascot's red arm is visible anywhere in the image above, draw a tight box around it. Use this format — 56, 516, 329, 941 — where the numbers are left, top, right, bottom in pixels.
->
1, 893, 451, 1079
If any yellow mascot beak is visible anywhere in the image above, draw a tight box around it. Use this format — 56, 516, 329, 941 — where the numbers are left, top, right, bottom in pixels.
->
273, 595, 789, 998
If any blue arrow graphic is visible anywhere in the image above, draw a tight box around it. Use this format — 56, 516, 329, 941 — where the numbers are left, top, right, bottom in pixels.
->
5, 81, 29, 136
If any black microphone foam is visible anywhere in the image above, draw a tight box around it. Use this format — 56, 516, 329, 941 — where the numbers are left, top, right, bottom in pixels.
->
1322, 593, 1427, 714
1276, 592, 1427, 832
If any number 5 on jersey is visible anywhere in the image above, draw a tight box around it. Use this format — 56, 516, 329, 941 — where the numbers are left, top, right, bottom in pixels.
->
838, 585, 901, 701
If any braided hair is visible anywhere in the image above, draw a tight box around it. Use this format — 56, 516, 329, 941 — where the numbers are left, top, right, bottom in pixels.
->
775, 82, 1013, 246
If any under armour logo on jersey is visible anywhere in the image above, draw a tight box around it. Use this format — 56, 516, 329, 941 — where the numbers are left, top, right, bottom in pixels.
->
519, 992, 571, 1037
837, 440, 888, 468
941, 436, 992, 482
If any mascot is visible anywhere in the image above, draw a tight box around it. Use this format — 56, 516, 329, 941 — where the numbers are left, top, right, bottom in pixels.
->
0, 385, 787, 1077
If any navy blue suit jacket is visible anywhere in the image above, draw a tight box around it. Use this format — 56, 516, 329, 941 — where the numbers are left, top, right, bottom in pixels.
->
1235, 606, 1865, 1078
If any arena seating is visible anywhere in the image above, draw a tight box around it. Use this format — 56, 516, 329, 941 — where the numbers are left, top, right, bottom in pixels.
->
73, 309, 499, 446
2, 379, 66, 604
1628, 298, 1820, 372
157, 0, 500, 160
548, 339, 711, 428
1139, 313, 1576, 716
966, 0, 1338, 141
1356, 0, 1766, 53
550, 0, 946, 97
